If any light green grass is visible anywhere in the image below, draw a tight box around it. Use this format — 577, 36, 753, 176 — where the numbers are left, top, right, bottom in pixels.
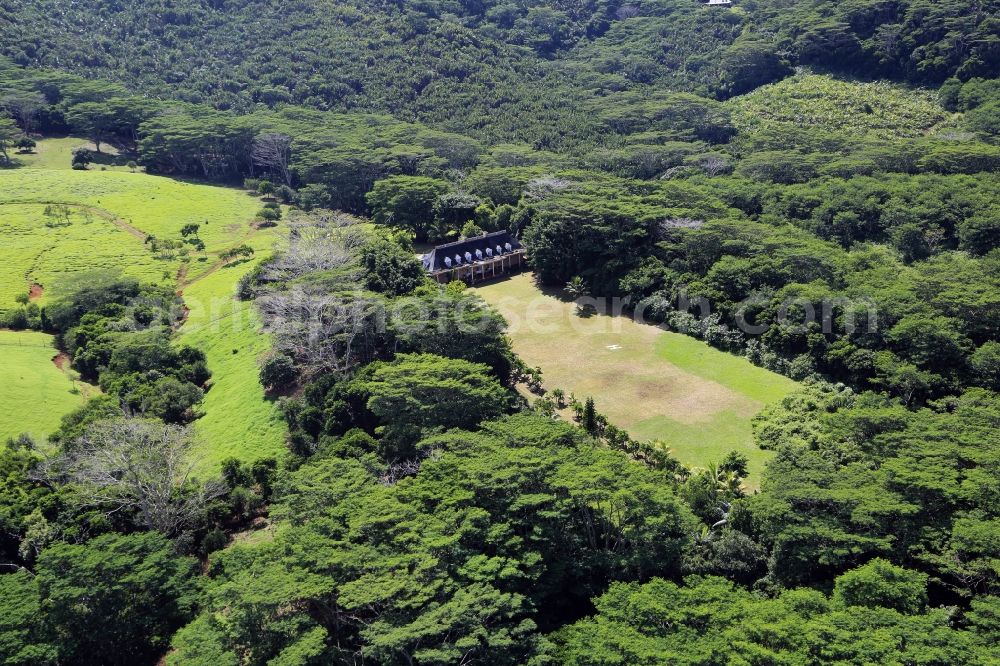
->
178, 251, 287, 476
0, 203, 166, 310
0, 330, 92, 443
474, 273, 799, 484
653, 334, 798, 405
629, 410, 758, 474
0, 137, 264, 312
2, 136, 286, 469
728, 73, 952, 140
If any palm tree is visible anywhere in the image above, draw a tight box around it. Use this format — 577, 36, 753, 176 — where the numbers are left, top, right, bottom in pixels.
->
566, 276, 589, 314
566, 275, 585, 299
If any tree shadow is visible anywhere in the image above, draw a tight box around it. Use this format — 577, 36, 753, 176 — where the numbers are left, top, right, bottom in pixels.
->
89, 150, 135, 168
0, 156, 27, 169
221, 258, 255, 269
528, 273, 576, 303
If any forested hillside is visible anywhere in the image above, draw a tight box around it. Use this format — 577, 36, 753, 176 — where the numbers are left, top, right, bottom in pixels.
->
2, 0, 1000, 664
2, 0, 998, 145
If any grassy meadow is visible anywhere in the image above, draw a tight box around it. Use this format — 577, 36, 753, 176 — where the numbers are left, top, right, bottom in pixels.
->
728, 73, 954, 140
13, 136, 138, 172
0, 330, 95, 443
178, 242, 288, 474
0, 203, 164, 312
474, 272, 799, 484
1, 137, 286, 469
0, 138, 264, 312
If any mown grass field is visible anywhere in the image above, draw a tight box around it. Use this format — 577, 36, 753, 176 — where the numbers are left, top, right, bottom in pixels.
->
0, 138, 264, 312
474, 272, 799, 484
1, 137, 287, 469
0, 330, 95, 443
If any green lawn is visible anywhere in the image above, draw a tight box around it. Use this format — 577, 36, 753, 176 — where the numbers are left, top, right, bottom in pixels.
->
0, 137, 264, 312
2, 137, 287, 469
474, 273, 799, 485
653, 333, 797, 405
0, 330, 93, 444
178, 245, 288, 476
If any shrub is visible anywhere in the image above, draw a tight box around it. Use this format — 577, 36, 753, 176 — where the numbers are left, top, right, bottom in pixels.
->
257, 206, 281, 222
460, 220, 484, 238
297, 183, 332, 211
71, 147, 93, 169
201, 528, 228, 555
219, 245, 254, 262
260, 353, 298, 392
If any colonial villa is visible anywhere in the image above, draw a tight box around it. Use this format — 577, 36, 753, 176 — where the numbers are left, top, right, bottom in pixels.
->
421, 230, 526, 284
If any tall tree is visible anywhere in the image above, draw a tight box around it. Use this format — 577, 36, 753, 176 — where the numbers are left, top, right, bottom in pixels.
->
46, 418, 224, 534
33, 533, 198, 665
64, 102, 115, 152
365, 175, 451, 241
0, 116, 20, 165
355, 353, 510, 456
251, 131, 293, 185
0, 91, 45, 134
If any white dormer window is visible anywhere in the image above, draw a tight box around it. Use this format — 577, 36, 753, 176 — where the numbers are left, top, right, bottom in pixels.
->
454, 254, 463, 265
464, 251, 473, 263
485, 247, 493, 257
504, 242, 513, 252
475, 249, 483, 260
496, 245, 503, 255
444, 256, 452, 268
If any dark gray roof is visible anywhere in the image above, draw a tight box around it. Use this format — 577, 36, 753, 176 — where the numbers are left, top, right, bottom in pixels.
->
421, 230, 522, 272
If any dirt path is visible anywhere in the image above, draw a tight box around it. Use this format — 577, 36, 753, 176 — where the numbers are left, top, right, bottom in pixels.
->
107, 215, 147, 239
177, 255, 227, 291
28, 283, 44, 301
176, 221, 264, 290
52, 351, 70, 371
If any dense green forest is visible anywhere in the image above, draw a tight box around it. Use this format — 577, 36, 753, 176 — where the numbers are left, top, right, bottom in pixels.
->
3, 0, 1000, 663
2, 0, 999, 145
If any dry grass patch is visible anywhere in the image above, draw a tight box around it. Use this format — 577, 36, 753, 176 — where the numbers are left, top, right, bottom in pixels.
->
473, 272, 798, 484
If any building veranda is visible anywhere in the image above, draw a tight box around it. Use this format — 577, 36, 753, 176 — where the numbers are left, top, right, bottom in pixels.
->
421, 230, 526, 284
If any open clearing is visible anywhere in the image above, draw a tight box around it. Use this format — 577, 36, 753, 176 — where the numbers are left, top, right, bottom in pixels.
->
178, 246, 287, 475
1, 137, 286, 469
473, 272, 799, 483
0, 138, 263, 313
0, 330, 95, 443
727, 73, 954, 141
